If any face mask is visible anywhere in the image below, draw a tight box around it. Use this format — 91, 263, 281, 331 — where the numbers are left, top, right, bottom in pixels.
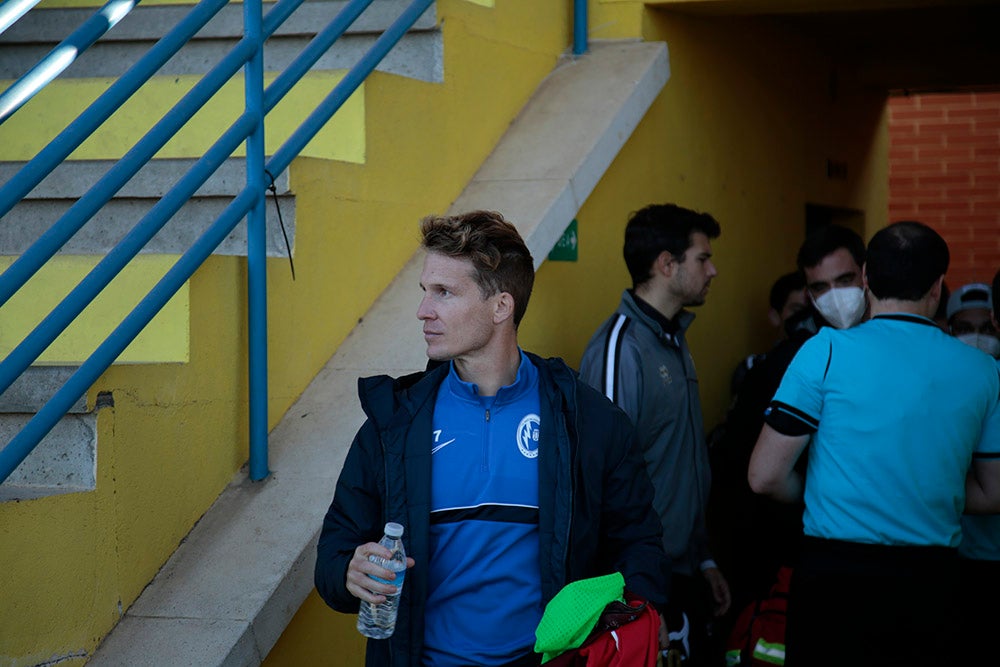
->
957, 333, 1000, 358
812, 286, 866, 330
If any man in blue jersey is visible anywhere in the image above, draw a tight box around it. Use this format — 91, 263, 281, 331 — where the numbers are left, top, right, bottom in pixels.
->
579, 203, 731, 666
315, 210, 671, 667
748, 221, 1000, 667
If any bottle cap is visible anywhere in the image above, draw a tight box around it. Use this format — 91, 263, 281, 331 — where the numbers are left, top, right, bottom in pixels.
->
384, 522, 404, 538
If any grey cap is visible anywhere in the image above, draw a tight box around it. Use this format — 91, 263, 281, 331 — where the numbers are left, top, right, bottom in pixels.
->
947, 282, 992, 320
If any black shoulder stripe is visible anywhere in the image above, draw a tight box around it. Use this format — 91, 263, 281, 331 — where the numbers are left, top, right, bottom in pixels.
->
972, 451, 1000, 460
823, 339, 833, 381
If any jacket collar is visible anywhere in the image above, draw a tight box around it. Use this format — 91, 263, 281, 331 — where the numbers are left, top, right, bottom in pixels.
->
620, 290, 694, 344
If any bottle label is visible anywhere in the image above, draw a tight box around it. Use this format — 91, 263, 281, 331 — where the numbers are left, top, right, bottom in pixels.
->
368, 569, 405, 587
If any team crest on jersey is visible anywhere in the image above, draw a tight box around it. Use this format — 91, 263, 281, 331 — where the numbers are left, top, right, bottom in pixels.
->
517, 414, 540, 459
659, 365, 672, 384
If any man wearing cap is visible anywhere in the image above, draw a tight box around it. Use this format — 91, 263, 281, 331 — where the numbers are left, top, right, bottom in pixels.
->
947, 282, 999, 358
957, 270, 1000, 664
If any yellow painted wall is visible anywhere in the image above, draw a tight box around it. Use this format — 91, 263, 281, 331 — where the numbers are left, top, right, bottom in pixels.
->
524, 7, 887, 433
0, 255, 189, 363
0, 256, 247, 666
0, 74, 365, 162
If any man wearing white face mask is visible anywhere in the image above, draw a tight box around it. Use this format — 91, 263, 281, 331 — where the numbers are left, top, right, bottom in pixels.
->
708, 225, 866, 631
799, 226, 868, 331
947, 282, 999, 358
749, 221, 1000, 667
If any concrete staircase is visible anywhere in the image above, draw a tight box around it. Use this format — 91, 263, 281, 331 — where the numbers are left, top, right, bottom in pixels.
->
0, 0, 442, 83
0, 1, 439, 501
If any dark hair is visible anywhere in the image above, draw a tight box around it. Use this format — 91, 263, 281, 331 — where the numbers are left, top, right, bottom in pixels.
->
623, 204, 721, 288
993, 269, 1000, 314
865, 220, 949, 301
796, 224, 866, 272
769, 271, 806, 312
420, 210, 535, 326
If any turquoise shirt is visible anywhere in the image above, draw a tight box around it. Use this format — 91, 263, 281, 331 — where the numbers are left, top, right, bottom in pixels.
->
959, 358, 1000, 561
771, 314, 1000, 547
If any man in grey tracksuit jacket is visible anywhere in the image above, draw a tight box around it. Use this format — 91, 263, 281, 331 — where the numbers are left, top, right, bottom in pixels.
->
580, 290, 712, 578
579, 203, 731, 666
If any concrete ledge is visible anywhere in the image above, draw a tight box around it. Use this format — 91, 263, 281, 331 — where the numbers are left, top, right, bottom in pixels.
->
87, 40, 670, 666
0, 0, 442, 82
0, 159, 295, 257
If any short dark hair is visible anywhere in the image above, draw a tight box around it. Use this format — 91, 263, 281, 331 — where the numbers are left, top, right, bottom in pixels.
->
769, 271, 806, 312
865, 220, 949, 301
623, 203, 721, 288
796, 224, 866, 272
420, 210, 535, 326
993, 269, 1000, 314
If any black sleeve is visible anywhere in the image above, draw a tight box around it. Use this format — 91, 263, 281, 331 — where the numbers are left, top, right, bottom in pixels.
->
314, 419, 385, 613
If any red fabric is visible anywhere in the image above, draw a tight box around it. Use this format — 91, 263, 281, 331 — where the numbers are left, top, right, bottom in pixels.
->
546, 598, 660, 667
726, 565, 791, 666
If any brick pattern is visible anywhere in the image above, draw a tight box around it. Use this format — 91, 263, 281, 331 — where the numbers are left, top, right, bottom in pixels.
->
888, 92, 1000, 289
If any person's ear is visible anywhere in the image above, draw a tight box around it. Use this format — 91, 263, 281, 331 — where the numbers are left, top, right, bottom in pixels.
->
656, 251, 675, 278
861, 262, 869, 291
494, 292, 515, 325
768, 308, 782, 328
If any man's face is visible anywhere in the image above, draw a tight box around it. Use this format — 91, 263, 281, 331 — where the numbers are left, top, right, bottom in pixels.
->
951, 308, 997, 338
417, 251, 499, 362
668, 232, 718, 307
803, 247, 863, 299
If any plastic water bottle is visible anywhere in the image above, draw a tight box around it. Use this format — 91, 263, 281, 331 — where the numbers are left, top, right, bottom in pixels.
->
357, 522, 407, 639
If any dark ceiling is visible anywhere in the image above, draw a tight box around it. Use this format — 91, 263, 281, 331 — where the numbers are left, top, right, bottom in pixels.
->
774, 4, 1000, 93
657, 1, 1000, 93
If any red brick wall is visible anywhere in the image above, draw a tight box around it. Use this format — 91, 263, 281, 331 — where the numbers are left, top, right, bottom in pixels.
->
888, 92, 1000, 288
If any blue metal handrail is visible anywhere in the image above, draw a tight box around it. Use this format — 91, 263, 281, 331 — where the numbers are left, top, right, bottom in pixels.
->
0, 0, 142, 123
0, 0, 433, 484
0, 0, 378, 401
0, 0, 42, 35
573, 0, 587, 56
0, 0, 231, 221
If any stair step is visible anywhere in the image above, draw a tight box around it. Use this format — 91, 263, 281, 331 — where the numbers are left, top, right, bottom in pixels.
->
0, 158, 295, 257
0, 0, 441, 82
0, 367, 99, 502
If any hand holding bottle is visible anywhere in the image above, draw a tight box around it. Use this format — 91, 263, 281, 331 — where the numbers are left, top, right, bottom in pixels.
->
346, 540, 414, 604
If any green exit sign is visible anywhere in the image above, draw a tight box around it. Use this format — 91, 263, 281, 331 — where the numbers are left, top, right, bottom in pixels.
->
548, 219, 578, 262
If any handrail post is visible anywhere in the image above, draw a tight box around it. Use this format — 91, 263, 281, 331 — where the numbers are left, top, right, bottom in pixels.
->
573, 0, 587, 56
245, 0, 270, 481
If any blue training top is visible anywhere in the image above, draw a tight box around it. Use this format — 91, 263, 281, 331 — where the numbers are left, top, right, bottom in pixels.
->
959, 357, 1000, 561
423, 351, 542, 666
769, 314, 1000, 547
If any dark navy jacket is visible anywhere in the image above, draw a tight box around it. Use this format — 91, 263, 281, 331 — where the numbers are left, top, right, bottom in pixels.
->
315, 352, 671, 667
